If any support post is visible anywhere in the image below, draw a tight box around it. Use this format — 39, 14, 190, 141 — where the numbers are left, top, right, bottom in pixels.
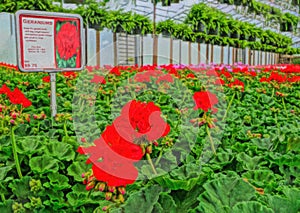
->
50, 73, 57, 117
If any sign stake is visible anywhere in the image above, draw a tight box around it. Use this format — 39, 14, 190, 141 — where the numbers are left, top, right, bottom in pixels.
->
50, 73, 57, 117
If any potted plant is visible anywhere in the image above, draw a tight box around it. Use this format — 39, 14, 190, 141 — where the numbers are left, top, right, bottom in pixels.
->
131, 13, 152, 35
75, 0, 107, 30
195, 32, 207, 43
239, 22, 251, 40
219, 19, 231, 37
185, 3, 211, 33
156, 19, 177, 36
228, 19, 241, 39
248, 26, 260, 42
173, 24, 195, 42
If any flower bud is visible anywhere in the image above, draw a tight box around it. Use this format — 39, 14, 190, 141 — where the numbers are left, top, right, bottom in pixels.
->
10, 119, 15, 125
99, 182, 106, 191
146, 145, 152, 154
108, 186, 116, 193
102, 206, 108, 211
118, 194, 125, 203
86, 181, 95, 191
105, 192, 112, 200
118, 187, 126, 195
11, 112, 17, 119
81, 173, 85, 178
33, 114, 38, 120
153, 141, 159, 147
81, 137, 87, 143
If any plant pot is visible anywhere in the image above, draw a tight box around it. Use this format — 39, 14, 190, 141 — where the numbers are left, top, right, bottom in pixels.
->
194, 23, 206, 33
220, 31, 230, 37
116, 25, 126, 33
208, 28, 219, 35
248, 36, 256, 42
239, 34, 248, 40
231, 32, 239, 39
220, 0, 231, 3
162, 30, 171, 37
132, 28, 142, 35
234, 0, 242, 6
196, 37, 205, 43
162, 0, 171, 6
89, 23, 101, 31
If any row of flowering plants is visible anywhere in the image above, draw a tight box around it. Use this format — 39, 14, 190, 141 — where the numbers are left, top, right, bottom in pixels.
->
0, 62, 299, 212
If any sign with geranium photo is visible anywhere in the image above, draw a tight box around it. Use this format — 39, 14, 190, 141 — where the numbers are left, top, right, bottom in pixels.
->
16, 10, 85, 72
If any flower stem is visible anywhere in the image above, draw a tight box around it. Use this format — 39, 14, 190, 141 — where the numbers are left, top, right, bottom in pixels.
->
222, 92, 235, 121
11, 127, 23, 179
282, 98, 287, 117
155, 148, 164, 166
1, 194, 5, 202
206, 124, 216, 155
146, 153, 157, 175
63, 121, 69, 137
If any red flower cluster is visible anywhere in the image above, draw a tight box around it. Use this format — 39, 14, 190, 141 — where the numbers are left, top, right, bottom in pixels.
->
134, 70, 163, 83
90, 74, 106, 84
260, 72, 287, 84
62, 71, 77, 79
56, 22, 80, 60
78, 100, 170, 187
288, 76, 300, 83
0, 62, 18, 71
0, 84, 32, 108
193, 91, 218, 112
228, 79, 245, 91
42, 76, 50, 83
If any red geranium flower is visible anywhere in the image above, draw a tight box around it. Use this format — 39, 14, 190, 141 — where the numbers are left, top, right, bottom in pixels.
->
288, 76, 300, 83
186, 73, 196, 78
156, 74, 174, 84
7, 87, 32, 108
77, 138, 140, 187
90, 74, 106, 84
114, 100, 170, 141
110, 67, 121, 76
0, 84, 11, 95
62, 71, 77, 79
193, 91, 218, 112
56, 22, 80, 60
214, 78, 225, 85
228, 79, 245, 92
42, 76, 50, 83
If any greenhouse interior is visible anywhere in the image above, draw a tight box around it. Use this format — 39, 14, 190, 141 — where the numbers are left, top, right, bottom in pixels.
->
0, 0, 299, 213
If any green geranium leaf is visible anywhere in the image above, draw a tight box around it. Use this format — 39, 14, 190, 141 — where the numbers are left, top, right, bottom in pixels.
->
45, 142, 75, 161
242, 169, 276, 188
197, 177, 255, 213
0, 199, 13, 213
232, 201, 274, 213
155, 193, 177, 213
47, 173, 71, 190
8, 176, 32, 199
111, 185, 163, 213
236, 152, 264, 170
16, 136, 45, 155
67, 161, 91, 182
0, 166, 13, 181
29, 156, 59, 174
154, 174, 205, 191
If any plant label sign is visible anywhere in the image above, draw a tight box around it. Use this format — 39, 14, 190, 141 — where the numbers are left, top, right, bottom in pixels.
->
16, 10, 85, 72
